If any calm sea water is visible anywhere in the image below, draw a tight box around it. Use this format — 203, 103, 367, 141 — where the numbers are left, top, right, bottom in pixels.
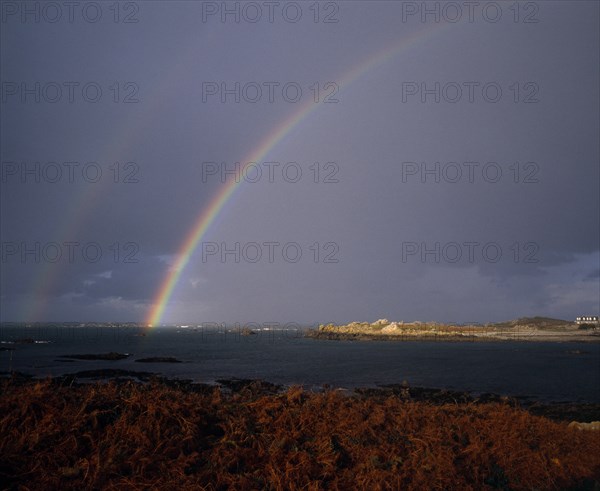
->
1, 326, 599, 403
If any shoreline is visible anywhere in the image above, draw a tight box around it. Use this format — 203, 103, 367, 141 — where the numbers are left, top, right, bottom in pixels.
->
305, 330, 600, 343
307, 317, 600, 343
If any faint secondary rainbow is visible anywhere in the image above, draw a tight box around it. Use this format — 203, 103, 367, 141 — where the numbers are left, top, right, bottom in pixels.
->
21, 26, 215, 323
24, 110, 175, 322
146, 21, 456, 327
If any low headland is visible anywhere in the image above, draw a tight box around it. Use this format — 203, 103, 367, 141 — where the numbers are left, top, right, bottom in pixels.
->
306, 317, 600, 342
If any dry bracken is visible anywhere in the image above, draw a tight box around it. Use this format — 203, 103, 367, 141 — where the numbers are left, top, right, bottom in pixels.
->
0, 378, 599, 490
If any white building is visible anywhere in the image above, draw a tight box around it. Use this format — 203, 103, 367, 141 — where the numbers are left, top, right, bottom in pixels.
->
575, 316, 599, 325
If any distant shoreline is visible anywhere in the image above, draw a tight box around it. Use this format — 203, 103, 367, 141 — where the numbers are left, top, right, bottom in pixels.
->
306, 317, 600, 343
305, 331, 600, 343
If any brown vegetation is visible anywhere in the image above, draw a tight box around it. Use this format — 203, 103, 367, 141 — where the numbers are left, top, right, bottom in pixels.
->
1, 377, 599, 490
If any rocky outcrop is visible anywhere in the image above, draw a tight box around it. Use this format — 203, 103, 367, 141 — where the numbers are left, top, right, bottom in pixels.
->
310, 318, 600, 343
317, 320, 463, 337
568, 421, 600, 431
381, 322, 403, 333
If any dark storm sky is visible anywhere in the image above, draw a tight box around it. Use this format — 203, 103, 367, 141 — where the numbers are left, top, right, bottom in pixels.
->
1, 1, 598, 324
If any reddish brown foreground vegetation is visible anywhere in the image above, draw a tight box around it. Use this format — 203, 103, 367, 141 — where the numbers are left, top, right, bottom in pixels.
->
1, 378, 599, 490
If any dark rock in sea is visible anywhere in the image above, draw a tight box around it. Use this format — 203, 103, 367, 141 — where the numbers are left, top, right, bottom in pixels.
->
14, 338, 35, 344
59, 352, 131, 361
135, 357, 183, 363
240, 328, 257, 336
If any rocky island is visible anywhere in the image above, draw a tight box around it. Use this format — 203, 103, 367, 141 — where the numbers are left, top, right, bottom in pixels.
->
306, 317, 600, 342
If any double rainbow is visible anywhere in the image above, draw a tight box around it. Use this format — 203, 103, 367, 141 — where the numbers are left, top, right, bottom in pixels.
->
146, 22, 454, 327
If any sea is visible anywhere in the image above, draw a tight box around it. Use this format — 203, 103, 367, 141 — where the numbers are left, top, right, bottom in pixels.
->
1, 325, 599, 403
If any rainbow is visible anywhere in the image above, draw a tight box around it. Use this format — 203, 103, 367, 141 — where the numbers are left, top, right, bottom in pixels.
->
146, 22, 456, 327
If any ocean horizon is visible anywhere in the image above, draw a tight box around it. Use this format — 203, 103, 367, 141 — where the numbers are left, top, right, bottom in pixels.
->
2, 325, 599, 404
